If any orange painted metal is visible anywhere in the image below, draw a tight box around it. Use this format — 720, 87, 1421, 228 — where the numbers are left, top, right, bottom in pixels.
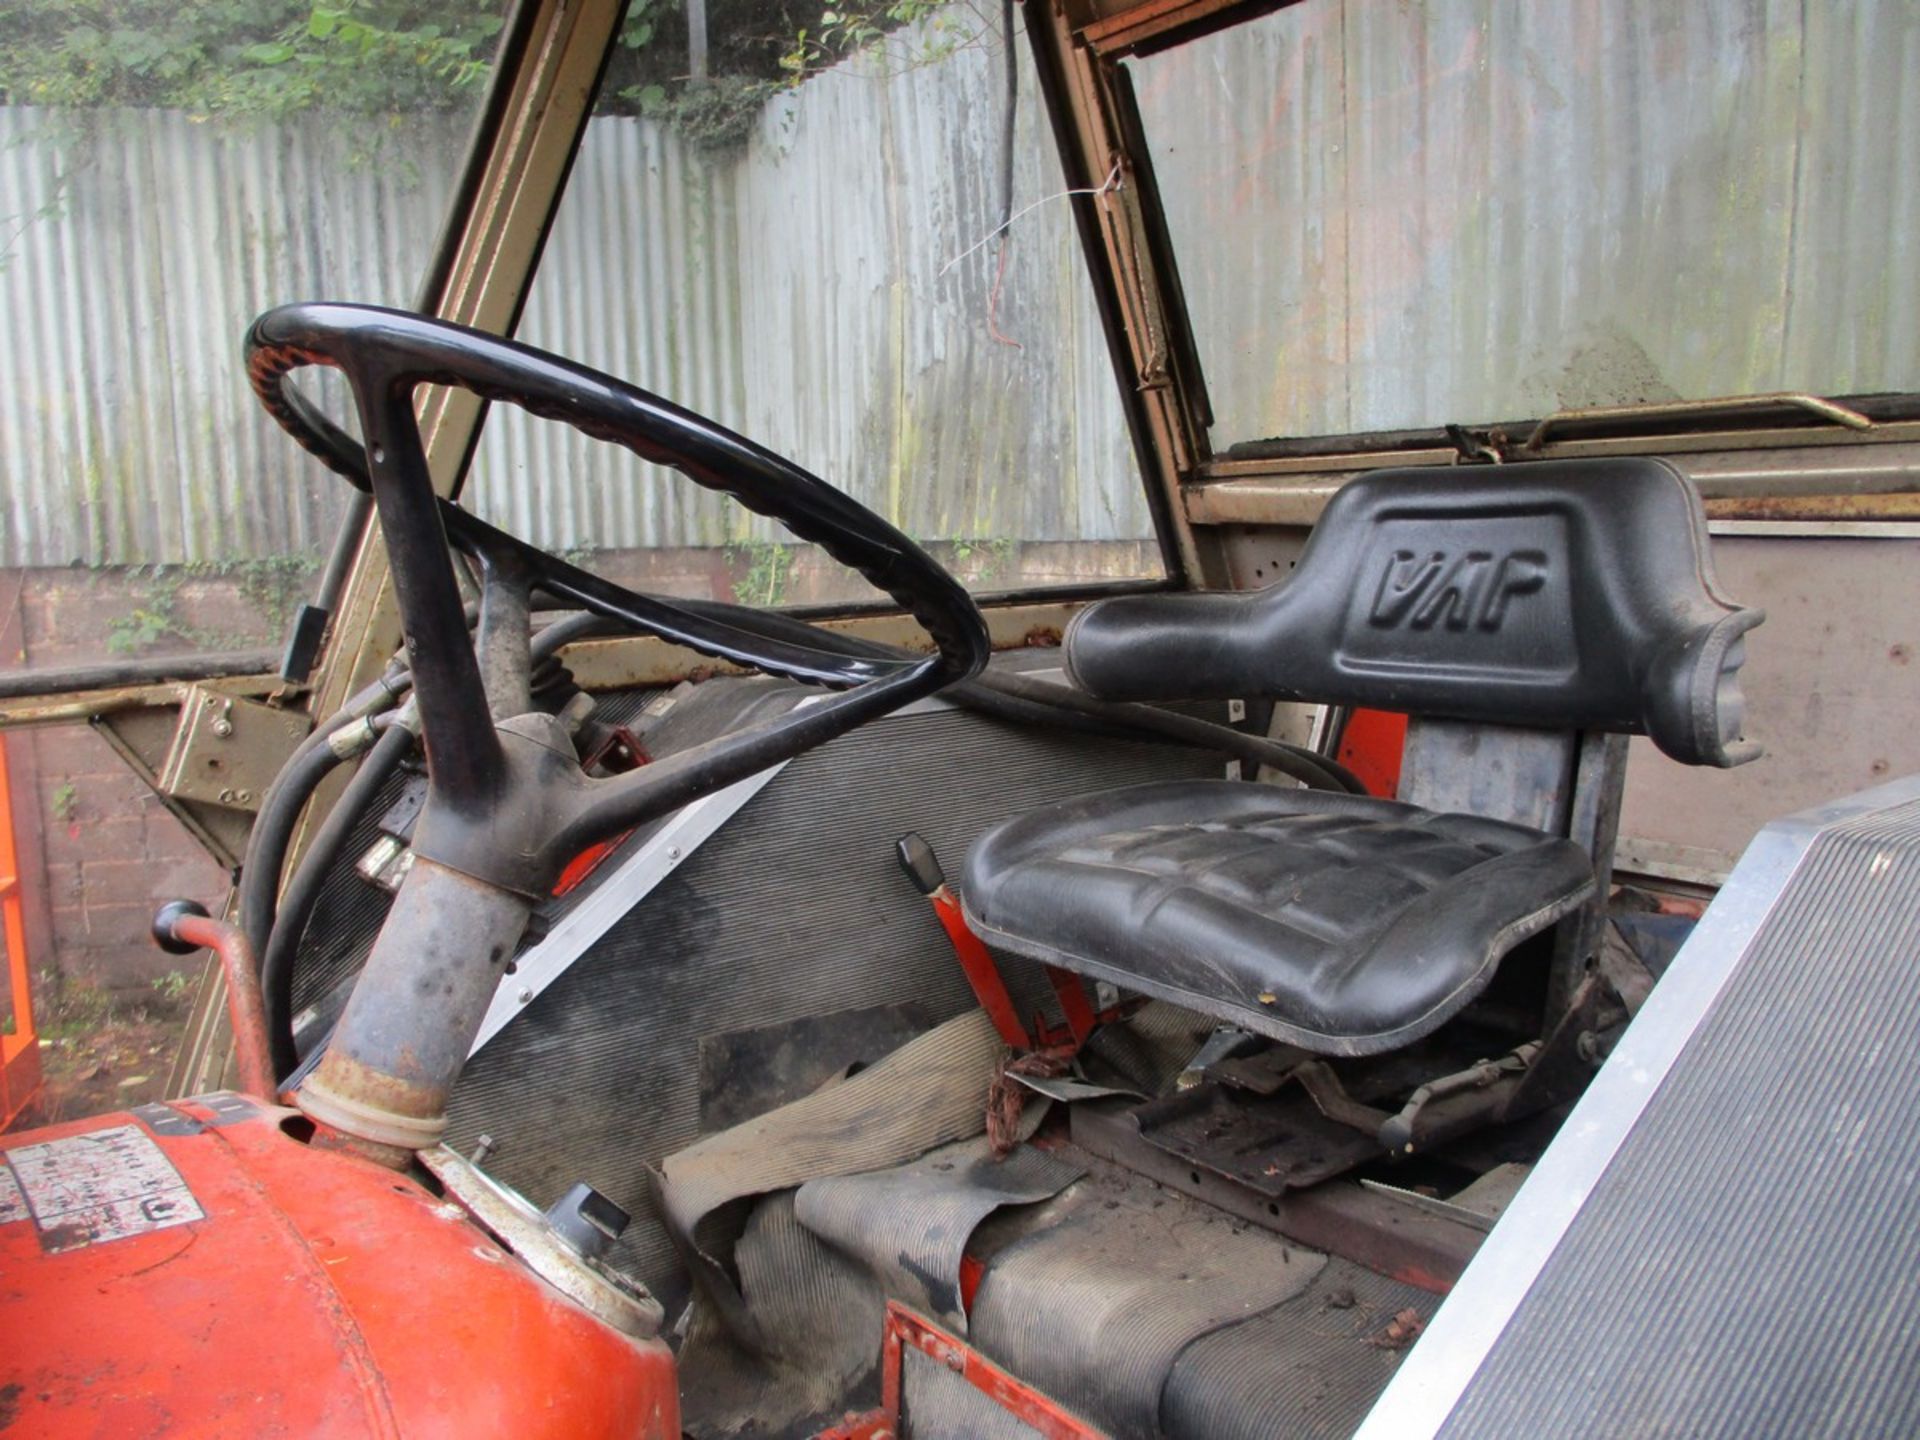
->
1336, 708, 1409, 799
167, 912, 276, 1103
0, 733, 41, 1130
880, 1301, 1099, 1439
0, 1095, 679, 1438
813, 1410, 893, 1440
929, 886, 1033, 1049
1040, 967, 1099, 1047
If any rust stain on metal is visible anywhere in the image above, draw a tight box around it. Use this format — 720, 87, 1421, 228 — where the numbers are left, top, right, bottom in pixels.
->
169, 912, 275, 1103
1703, 492, 1920, 520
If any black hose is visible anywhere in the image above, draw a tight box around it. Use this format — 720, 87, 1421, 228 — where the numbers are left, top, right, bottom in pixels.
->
531, 607, 615, 662
240, 739, 349, 968
260, 720, 419, 1079
533, 604, 1363, 793
238, 666, 413, 968
976, 669, 1363, 794
666, 600, 1363, 790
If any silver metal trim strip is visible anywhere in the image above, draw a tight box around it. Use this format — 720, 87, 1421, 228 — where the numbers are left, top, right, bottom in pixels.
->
1355, 772, 1920, 1437
468, 762, 791, 1055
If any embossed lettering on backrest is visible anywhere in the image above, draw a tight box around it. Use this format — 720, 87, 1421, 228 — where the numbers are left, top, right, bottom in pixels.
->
1370, 548, 1552, 633
1343, 515, 1573, 680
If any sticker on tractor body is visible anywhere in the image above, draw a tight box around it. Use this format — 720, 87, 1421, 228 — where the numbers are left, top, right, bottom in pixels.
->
1, 1123, 204, 1252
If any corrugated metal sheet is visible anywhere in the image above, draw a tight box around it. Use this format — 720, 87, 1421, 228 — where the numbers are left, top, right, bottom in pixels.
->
1131, 0, 1920, 443
11, 3, 1908, 565
0, 107, 462, 567
465, 30, 1149, 553
0, 18, 1152, 568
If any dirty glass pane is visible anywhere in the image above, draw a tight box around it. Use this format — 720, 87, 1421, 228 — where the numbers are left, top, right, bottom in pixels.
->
0, 1, 508, 672
461, 5, 1161, 606
1129, 1, 1920, 446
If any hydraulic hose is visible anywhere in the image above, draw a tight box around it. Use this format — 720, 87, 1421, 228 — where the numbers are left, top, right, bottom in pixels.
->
239, 665, 412, 972
260, 719, 420, 1079
580, 601, 1366, 793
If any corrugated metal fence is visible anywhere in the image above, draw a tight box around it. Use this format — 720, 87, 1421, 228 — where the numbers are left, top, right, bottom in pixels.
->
4, 2, 1913, 567
0, 107, 461, 566
0, 23, 1149, 568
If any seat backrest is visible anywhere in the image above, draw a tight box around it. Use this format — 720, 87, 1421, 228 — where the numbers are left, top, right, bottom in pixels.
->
1065, 458, 1762, 768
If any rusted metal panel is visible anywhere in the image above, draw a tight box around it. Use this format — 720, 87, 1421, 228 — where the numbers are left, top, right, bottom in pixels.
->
1617, 533, 1920, 882
1185, 438, 1920, 526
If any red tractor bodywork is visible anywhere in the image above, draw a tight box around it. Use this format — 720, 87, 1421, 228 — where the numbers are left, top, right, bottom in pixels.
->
0, 1094, 678, 1438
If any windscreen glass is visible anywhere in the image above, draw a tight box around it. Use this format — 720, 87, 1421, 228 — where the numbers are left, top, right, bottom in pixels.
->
1127, 2, 1920, 447
459, 4, 1164, 606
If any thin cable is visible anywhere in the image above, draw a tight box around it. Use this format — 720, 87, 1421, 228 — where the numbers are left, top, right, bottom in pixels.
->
939, 160, 1123, 279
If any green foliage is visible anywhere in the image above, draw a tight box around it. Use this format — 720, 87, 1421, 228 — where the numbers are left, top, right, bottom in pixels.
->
0, 0, 981, 134
103, 555, 320, 655
150, 968, 192, 1002
0, 1, 505, 122
946, 535, 1016, 583
726, 538, 792, 608
779, 1, 982, 82
50, 782, 78, 821
643, 74, 778, 153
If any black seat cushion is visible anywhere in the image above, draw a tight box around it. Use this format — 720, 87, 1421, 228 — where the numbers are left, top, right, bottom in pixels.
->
961, 780, 1596, 1056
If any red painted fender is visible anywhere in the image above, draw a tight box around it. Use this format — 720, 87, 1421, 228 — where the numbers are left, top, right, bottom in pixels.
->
0, 1094, 678, 1438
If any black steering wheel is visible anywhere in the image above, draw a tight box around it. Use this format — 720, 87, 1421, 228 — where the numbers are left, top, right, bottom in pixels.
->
245, 302, 989, 895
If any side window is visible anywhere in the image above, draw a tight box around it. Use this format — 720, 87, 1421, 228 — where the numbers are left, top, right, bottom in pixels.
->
0, 3, 506, 1076
0, 2, 508, 672
461, 6, 1165, 605
1127, 2, 1920, 447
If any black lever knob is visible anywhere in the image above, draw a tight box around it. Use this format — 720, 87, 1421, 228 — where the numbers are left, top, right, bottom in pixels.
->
544, 1182, 630, 1260
895, 832, 946, 895
152, 899, 212, 956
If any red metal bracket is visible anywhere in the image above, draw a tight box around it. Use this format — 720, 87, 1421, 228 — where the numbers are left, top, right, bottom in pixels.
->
552, 726, 650, 898
928, 887, 1033, 1049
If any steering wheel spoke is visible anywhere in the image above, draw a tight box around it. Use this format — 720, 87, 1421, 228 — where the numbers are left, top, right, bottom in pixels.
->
245, 301, 989, 893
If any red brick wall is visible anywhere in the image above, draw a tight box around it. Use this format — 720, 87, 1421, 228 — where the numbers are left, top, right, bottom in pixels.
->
26, 725, 231, 993
0, 538, 1160, 996
0, 562, 280, 997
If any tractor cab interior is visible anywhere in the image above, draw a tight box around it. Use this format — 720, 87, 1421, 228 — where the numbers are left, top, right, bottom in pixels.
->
4, 1, 1918, 1438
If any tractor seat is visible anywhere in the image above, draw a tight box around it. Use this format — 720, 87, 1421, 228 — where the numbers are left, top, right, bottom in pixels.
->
963, 782, 1595, 1055
963, 458, 1762, 1057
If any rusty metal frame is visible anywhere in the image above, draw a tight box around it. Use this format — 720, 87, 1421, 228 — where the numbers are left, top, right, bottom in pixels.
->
305, 0, 629, 735
1024, 0, 1224, 586
1045, 0, 1920, 542
1185, 437, 1920, 530
880, 1301, 1102, 1439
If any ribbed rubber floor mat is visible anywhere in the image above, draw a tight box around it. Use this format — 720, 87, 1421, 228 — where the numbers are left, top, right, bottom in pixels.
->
660, 1007, 1009, 1351
443, 704, 1213, 1299
900, 1346, 1056, 1440
662, 1010, 1078, 1438
1437, 792, 1920, 1437
1163, 1259, 1435, 1440
969, 1163, 1326, 1439
797, 1140, 1085, 1331
677, 1191, 883, 1438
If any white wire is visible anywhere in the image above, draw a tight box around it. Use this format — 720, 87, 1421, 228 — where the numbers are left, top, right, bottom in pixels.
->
938, 160, 1124, 278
